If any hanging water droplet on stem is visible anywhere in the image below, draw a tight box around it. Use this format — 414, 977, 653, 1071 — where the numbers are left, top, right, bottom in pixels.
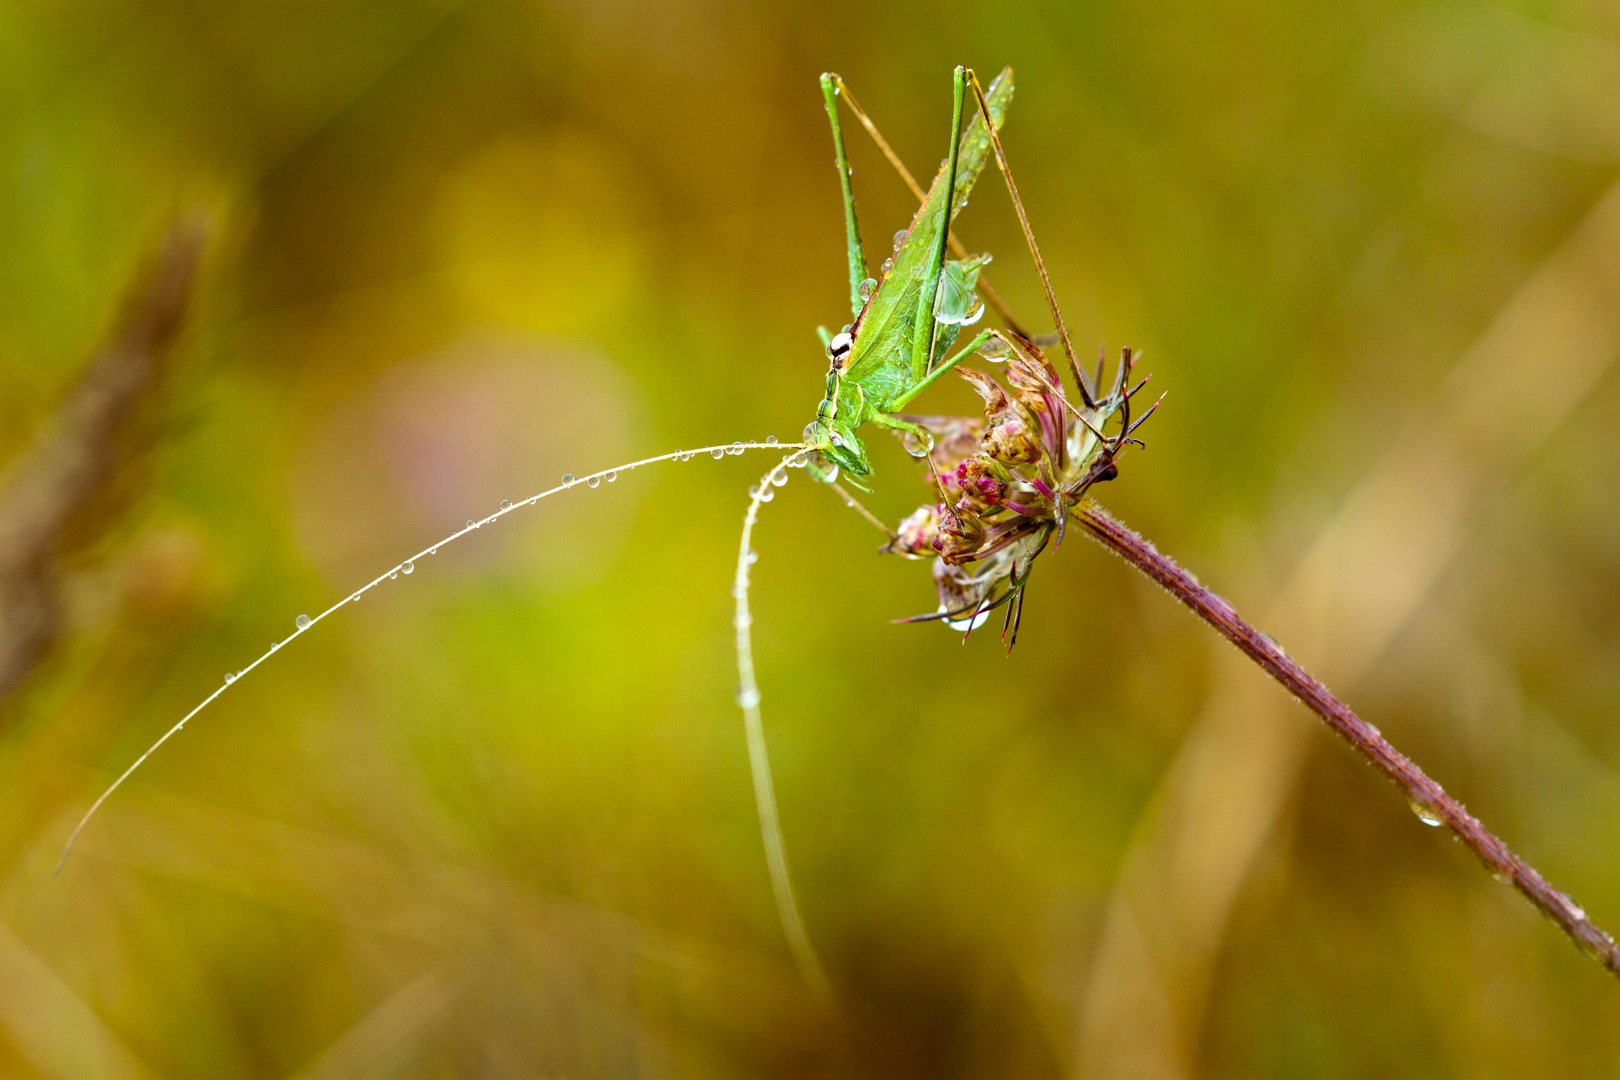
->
759, 487, 774, 502
901, 431, 930, 458
679, 451, 692, 461
857, 277, 877, 299
402, 560, 414, 574
746, 548, 759, 564
604, 470, 617, 482
893, 229, 907, 248
500, 500, 512, 510
586, 475, 600, 488
1409, 797, 1444, 826
730, 441, 745, 455
734, 685, 760, 708
771, 472, 787, 487
749, 484, 761, 498
561, 473, 575, 485
765, 435, 778, 445
711, 448, 725, 459
466, 520, 475, 528
224, 672, 236, 684
296, 614, 311, 630
389, 570, 398, 580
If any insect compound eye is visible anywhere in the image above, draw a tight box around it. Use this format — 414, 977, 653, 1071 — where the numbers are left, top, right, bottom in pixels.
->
826, 331, 853, 363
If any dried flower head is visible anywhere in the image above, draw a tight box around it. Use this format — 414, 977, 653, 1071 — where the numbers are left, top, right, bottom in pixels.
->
886, 333, 1161, 648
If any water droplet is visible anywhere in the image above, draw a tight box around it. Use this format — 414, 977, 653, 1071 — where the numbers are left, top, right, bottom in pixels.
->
734, 611, 753, 628
562, 473, 575, 484
224, 672, 236, 684
746, 549, 759, 564
402, 560, 414, 575
730, 441, 745, 455
901, 431, 930, 458
389, 570, 398, 580
771, 472, 788, 487
296, 614, 311, 630
1409, 797, 1443, 827
857, 277, 877, 299
586, 475, 600, 488
977, 336, 1010, 358
711, 448, 725, 459
270, 641, 280, 651
893, 229, 907, 248
943, 606, 991, 632
429, 546, 437, 555
765, 435, 778, 445
731, 583, 747, 598
749, 484, 761, 498
679, 451, 692, 462
467, 520, 475, 528
759, 487, 774, 502
734, 685, 760, 708
351, 591, 362, 602
1491, 871, 1510, 884
500, 499, 512, 510
881, 258, 893, 275
605, 470, 617, 482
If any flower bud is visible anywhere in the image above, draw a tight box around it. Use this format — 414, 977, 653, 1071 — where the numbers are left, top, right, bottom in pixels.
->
885, 504, 944, 558
982, 409, 1043, 465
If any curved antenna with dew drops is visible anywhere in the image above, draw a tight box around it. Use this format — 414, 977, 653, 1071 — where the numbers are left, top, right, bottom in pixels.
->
731, 446, 836, 1006
56, 439, 808, 875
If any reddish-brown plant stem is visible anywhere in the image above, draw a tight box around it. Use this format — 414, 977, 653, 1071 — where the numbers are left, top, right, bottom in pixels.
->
1074, 498, 1620, 976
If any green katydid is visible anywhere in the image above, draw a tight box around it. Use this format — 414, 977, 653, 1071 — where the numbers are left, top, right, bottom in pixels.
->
733, 66, 1158, 999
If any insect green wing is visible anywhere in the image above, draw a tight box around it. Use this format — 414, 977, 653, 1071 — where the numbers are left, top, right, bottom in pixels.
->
840, 67, 1013, 408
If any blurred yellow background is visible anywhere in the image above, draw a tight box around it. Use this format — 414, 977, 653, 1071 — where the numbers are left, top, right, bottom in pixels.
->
3, 0, 1620, 1075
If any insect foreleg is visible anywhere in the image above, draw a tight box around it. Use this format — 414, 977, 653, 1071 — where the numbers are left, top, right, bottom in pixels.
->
820, 73, 869, 318
888, 328, 996, 412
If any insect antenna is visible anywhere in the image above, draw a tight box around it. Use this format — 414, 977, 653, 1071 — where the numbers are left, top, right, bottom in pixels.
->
57, 440, 809, 874
731, 447, 836, 1005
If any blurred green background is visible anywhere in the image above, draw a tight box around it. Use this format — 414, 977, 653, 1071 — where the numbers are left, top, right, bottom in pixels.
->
3, 0, 1620, 1075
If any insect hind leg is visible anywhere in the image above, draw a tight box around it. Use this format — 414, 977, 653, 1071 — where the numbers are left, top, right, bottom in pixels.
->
821, 73, 869, 318
964, 68, 1097, 408
828, 72, 1031, 339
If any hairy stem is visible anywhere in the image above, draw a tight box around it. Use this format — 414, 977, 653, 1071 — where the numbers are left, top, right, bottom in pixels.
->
1074, 498, 1620, 975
